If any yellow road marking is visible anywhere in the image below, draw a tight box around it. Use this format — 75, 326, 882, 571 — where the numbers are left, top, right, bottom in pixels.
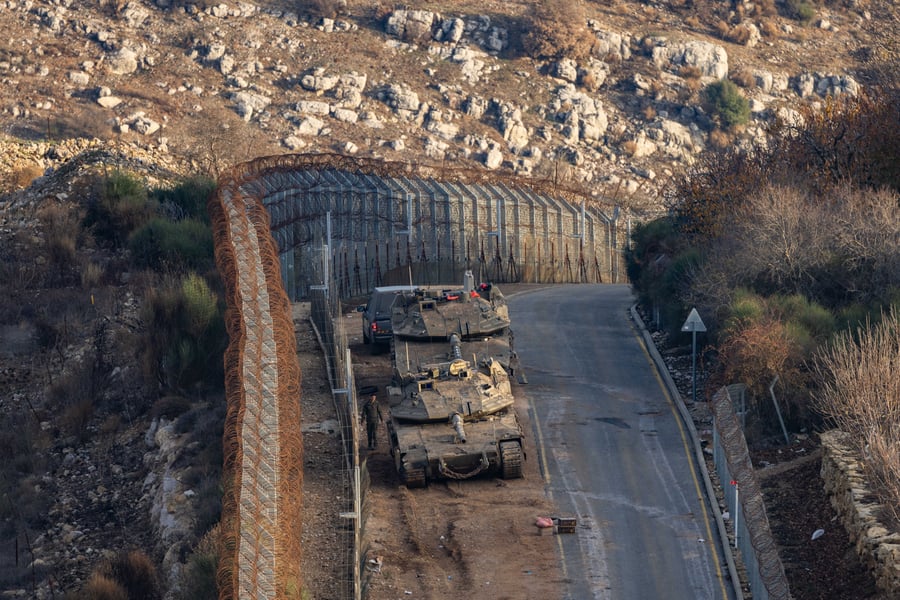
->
631, 321, 730, 600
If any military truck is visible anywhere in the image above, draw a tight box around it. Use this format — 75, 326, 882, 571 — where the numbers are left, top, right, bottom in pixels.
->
385, 276, 525, 487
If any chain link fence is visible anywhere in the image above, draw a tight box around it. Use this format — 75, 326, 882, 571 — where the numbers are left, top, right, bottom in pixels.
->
308, 269, 373, 600
711, 384, 791, 600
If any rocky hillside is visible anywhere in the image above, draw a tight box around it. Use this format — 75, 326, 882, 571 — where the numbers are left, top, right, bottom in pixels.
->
1, 0, 895, 208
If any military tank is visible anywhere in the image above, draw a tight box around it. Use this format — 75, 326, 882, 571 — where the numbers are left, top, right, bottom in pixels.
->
386, 288, 526, 488
390, 270, 510, 341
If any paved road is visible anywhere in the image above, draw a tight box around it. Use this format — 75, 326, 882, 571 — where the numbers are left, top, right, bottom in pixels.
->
508, 284, 734, 600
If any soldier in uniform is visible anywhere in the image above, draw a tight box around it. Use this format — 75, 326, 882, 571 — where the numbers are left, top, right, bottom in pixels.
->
361, 394, 383, 450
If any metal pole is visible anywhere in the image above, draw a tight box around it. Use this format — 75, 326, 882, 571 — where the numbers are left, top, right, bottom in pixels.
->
691, 329, 697, 404
769, 375, 790, 444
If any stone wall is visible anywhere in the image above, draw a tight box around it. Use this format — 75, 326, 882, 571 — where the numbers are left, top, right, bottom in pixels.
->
819, 429, 900, 595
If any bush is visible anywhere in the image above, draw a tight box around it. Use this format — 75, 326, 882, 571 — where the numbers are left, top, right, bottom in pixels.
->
128, 218, 214, 273
83, 170, 156, 248
71, 574, 128, 600
814, 309, 900, 523
10, 162, 44, 190
786, 0, 816, 23
152, 176, 216, 223
102, 550, 161, 600
703, 79, 751, 128
626, 217, 700, 334
522, 0, 595, 60
139, 274, 226, 391
180, 526, 220, 600
38, 202, 83, 285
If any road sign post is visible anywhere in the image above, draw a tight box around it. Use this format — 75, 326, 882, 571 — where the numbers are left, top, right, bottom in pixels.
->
681, 308, 707, 404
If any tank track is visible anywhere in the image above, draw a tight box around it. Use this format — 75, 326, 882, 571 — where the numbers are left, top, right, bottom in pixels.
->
500, 440, 524, 480
402, 464, 427, 488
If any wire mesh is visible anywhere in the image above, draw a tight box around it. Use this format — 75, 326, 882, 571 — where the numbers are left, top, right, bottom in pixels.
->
210, 175, 304, 599
225, 153, 627, 300
711, 385, 791, 600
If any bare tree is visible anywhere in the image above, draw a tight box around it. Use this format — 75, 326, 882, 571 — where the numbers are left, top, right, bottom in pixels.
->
814, 308, 900, 523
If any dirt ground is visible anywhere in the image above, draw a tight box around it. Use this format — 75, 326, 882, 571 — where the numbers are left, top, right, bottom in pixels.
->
296, 299, 565, 600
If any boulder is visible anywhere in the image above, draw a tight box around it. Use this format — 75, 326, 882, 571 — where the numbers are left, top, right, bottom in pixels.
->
437, 18, 465, 44
296, 116, 325, 135
555, 59, 578, 83
379, 84, 420, 112
652, 40, 728, 79
484, 147, 503, 169
106, 48, 139, 75
385, 10, 438, 41
590, 27, 631, 61
296, 100, 331, 116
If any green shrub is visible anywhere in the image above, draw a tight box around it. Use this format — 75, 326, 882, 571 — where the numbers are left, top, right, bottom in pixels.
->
128, 218, 214, 273
703, 79, 750, 128
786, 0, 816, 23
152, 176, 216, 223
769, 293, 836, 343
83, 171, 156, 248
722, 289, 766, 335
140, 275, 226, 391
180, 526, 220, 600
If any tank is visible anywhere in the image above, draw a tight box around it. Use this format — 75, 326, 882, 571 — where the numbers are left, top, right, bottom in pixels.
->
390, 270, 510, 341
385, 331, 525, 488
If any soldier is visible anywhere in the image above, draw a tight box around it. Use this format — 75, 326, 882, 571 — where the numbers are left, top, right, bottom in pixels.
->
361, 394, 383, 450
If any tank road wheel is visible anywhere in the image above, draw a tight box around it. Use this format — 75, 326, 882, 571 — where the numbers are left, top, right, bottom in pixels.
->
500, 440, 523, 480
402, 465, 427, 488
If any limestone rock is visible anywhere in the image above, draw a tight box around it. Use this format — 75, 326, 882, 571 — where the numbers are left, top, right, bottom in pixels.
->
652, 40, 729, 79
106, 48, 139, 75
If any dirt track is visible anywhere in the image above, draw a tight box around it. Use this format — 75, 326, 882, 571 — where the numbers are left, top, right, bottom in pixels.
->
297, 299, 565, 600
352, 338, 566, 600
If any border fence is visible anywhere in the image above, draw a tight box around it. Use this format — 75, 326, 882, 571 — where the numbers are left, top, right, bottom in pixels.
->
208, 168, 305, 599
225, 153, 627, 300
210, 152, 630, 599
712, 384, 791, 600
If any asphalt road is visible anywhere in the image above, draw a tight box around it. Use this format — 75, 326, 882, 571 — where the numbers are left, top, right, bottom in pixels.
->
508, 284, 734, 600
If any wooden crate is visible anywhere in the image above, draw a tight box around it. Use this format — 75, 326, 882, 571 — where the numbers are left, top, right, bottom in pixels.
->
555, 517, 576, 534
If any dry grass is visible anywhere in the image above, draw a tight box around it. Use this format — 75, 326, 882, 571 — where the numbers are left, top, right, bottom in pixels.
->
80, 259, 105, 288
580, 70, 599, 92
9, 162, 44, 190
72, 574, 128, 600
679, 64, 703, 80
727, 24, 752, 45
731, 67, 757, 89
622, 139, 638, 156
709, 128, 733, 148
814, 309, 900, 525
99, 550, 162, 600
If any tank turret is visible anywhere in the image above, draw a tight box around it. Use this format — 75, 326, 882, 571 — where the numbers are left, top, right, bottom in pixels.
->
386, 330, 524, 487
390, 270, 510, 341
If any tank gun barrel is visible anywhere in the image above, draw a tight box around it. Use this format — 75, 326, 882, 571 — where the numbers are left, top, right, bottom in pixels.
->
449, 333, 463, 360
451, 413, 467, 443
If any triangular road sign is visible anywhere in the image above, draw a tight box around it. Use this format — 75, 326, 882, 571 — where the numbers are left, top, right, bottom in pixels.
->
681, 308, 707, 332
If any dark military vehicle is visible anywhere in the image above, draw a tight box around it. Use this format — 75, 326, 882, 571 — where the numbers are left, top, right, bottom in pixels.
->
385, 276, 525, 487
389, 270, 510, 341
